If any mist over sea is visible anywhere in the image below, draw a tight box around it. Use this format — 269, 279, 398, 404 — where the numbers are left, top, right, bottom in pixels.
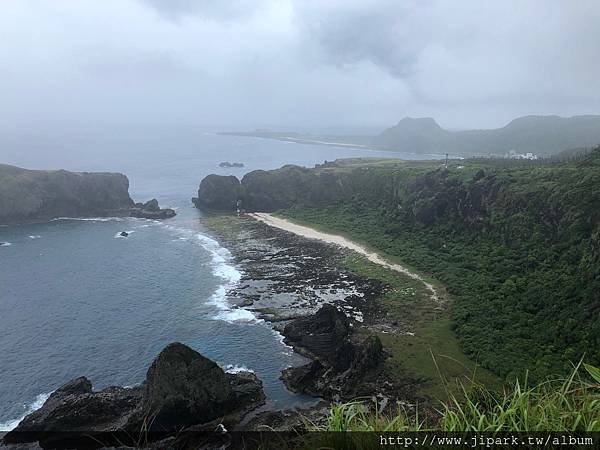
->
0, 126, 436, 428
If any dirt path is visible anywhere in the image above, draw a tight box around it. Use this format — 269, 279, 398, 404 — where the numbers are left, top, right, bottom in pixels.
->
249, 213, 441, 303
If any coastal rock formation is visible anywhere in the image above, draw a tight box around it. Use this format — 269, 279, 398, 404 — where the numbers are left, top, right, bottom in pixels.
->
0, 165, 176, 224
130, 199, 176, 220
282, 304, 353, 369
0, 164, 134, 225
192, 174, 241, 211
193, 165, 345, 212
280, 305, 386, 400
136, 342, 232, 430
3, 378, 142, 448
4, 342, 264, 448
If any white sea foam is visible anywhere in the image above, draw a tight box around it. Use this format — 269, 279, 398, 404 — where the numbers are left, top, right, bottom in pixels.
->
0, 392, 51, 431
28, 235, 42, 239
52, 217, 125, 222
271, 329, 294, 352
0, 242, 12, 246
213, 305, 260, 324
154, 222, 258, 324
223, 364, 255, 374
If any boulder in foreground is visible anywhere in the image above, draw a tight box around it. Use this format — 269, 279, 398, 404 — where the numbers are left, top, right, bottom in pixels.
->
4, 342, 264, 448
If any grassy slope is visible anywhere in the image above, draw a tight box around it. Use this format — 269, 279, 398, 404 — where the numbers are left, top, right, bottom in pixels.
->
271, 152, 600, 383
275, 212, 501, 400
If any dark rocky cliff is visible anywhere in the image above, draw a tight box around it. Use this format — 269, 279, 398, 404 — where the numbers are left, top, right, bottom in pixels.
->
0, 164, 176, 224
193, 163, 359, 212
0, 164, 134, 224
192, 174, 242, 211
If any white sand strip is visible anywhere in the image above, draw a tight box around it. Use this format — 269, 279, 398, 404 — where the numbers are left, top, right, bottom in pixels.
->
249, 213, 440, 303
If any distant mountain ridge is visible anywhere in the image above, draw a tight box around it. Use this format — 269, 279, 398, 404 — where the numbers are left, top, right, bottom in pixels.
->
374, 115, 600, 156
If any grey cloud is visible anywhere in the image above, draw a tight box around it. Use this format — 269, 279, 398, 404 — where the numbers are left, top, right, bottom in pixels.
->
0, 0, 598, 131
140, 0, 262, 21
291, 0, 600, 119
292, 1, 424, 77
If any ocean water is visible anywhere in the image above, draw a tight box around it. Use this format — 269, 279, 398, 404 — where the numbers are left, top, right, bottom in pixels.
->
0, 127, 438, 429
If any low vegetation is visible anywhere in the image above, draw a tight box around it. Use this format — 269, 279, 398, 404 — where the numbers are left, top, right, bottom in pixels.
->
317, 362, 600, 433
280, 148, 600, 382
341, 253, 500, 400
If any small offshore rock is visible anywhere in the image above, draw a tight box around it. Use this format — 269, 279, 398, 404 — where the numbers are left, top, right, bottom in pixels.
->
219, 161, 244, 168
129, 198, 176, 219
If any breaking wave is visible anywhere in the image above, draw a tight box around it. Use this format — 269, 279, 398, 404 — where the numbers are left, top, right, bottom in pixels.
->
156, 222, 259, 324
223, 364, 255, 374
0, 392, 52, 431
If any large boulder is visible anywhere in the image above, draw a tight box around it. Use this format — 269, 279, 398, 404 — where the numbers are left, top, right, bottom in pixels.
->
282, 304, 352, 369
4, 343, 265, 448
136, 342, 232, 431
281, 306, 386, 400
192, 175, 242, 211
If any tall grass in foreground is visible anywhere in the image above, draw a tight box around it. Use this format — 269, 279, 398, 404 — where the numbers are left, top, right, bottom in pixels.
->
318, 362, 600, 432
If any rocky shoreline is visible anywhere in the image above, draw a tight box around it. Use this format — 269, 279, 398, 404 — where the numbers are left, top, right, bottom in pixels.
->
1, 213, 426, 449
200, 214, 426, 405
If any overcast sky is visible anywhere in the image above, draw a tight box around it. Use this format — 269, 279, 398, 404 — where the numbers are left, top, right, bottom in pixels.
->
1, 0, 599, 130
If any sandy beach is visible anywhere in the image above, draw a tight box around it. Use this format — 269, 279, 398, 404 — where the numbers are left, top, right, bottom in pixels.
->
249, 213, 440, 303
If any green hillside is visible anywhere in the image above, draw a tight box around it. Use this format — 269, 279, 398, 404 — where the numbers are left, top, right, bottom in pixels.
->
196, 147, 600, 381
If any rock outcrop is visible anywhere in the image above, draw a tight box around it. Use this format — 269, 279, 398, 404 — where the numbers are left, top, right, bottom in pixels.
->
0, 164, 134, 225
280, 305, 386, 400
4, 343, 264, 449
2, 378, 142, 449
192, 174, 242, 211
130, 199, 176, 220
135, 342, 232, 431
0, 165, 176, 224
192, 164, 346, 212
219, 161, 244, 168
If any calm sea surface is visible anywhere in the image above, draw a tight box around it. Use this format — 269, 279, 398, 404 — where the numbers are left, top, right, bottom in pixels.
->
0, 127, 437, 428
